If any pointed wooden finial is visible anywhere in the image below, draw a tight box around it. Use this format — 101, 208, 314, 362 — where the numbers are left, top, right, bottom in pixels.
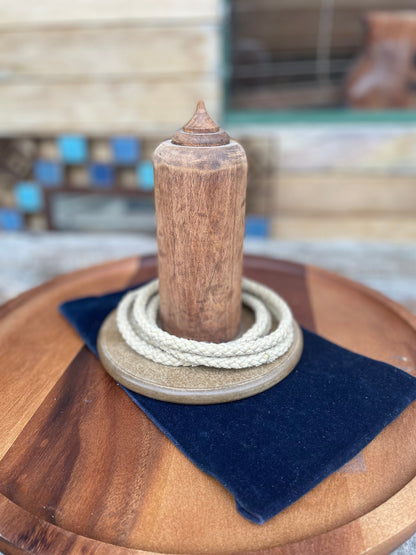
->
154, 102, 246, 342
183, 100, 220, 133
172, 100, 230, 147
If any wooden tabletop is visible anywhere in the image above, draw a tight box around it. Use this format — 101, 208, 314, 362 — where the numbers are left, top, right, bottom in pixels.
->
0, 253, 416, 554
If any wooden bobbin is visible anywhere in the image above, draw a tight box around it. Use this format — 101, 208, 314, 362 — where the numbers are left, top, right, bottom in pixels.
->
98, 102, 303, 403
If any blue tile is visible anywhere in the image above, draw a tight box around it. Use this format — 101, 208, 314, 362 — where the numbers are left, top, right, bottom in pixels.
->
0, 208, 24, 230
33, 159, 62, 186
14, 182, 43, 213
58, 135, 88, 164
89, 163, 115, 187
245, 216, 270, 238
111, 136, 140, 164
137, 160, 154, 191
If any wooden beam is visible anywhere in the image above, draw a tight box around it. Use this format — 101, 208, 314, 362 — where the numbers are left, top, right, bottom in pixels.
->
0, 78, 221, 134
0, 26, 220, 79
272, 215, 416, 242
0, 0, 223, 28
277, 173, 416, 214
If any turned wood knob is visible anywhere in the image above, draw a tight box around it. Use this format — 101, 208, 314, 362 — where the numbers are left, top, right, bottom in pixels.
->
153, 101, 247, 342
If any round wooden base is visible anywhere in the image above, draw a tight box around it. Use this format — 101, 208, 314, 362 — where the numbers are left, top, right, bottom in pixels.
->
97, 307, 303, 404
2, 255, 416, 555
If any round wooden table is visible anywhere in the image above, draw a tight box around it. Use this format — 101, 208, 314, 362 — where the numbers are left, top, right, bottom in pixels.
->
1, 254, 416, 554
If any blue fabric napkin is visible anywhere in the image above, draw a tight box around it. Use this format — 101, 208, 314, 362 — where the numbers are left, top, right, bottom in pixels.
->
60, 283, 416, 524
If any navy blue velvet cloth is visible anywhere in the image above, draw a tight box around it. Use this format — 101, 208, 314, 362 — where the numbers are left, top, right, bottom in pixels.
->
60, 285, 416, 524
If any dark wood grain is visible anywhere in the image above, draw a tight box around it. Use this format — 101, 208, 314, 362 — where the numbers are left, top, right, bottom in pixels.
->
0, 255, 416, 554
0, 346, 164, 545
243, 255, 316, 330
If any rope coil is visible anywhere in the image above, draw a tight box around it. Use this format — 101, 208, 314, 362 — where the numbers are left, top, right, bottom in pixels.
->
116, 278, 294, 369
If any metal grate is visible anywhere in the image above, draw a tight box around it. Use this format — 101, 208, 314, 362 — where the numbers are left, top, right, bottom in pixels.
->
230, 0, 416, 110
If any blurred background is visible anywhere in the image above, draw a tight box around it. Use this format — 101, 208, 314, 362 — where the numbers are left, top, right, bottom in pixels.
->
0, 0, 415, 317
0, 4, 415, 552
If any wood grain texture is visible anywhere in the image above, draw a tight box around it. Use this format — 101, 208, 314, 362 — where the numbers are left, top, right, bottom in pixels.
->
0, 78, 221, 134
1, 255, 416, 554
0, 0, 223, 28
0, 26, 220, 78
0, 257, 143, 461
97, 310, 303, 403
154, 103, 247, 341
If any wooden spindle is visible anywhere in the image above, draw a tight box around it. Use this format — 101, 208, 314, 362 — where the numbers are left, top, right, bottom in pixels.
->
153, 101, 247, 342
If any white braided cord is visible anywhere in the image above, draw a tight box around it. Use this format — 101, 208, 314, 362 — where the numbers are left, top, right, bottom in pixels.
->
116, 277, 294, 369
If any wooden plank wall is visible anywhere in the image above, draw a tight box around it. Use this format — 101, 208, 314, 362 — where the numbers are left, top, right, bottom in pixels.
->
235, 128, 416, 242
0, 0, 224, 134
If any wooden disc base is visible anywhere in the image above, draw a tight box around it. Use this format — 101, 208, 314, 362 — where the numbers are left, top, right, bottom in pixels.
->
2, 255, 416, 554
97, 307, 303, 404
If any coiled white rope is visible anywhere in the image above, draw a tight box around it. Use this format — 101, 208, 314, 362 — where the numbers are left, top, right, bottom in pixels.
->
116, 277, 294, 369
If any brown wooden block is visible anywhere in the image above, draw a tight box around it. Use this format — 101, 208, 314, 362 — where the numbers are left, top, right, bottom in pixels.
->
66, 166, 89, 188
12, 138, 38, 159
117, 167, 137, 189
25, 213, 47, 231
0, 139, 36, 179
0, 181, 15, 206
90, 139, 112, 163
38, 139, 59, 160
